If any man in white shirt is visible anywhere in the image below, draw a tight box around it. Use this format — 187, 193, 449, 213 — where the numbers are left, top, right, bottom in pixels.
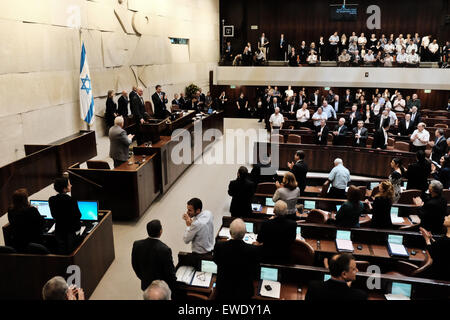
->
396, 48, 407, 66
406, 39, 418, 55
385, 106, 398, 126
269, 107, 284, 131
258, 33, 269, 60
182, 198, 214, 254
428, 39, 439, 62
384, 40, 395, 54
410, 122, 430, 152
296, 103, 310, 123
307, 51, 318, 65
357, 33, 367, 47
285, 85, 294, 98
312, 107, 328, 128
395, 42, 405, 56
329, 32, 339, 60
364, 50, 375, 63
393, 94, 406, 112
395, 34, 405, 46
338, 49, 351, 66
407, 49, 420, 66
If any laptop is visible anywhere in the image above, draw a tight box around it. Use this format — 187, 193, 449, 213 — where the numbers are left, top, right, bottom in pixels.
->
385, 282, 412, 300
370, 182, 379, 190
201, 260, 217, 274
77, 201, 99, 221
335, 230, 354, 252
245, 222, 254, 234
259, 267, 281, 299
387, 234, 409, 257
324, 274, 332, 281
390, 207, 404, 224
251, 203, 262, 212
336, 204, 342, 212
207, 108, 214, 115
30, 200, 53, 220
304, 200, 316, 210
296, 226, 304, 240
265, 198, 275, 207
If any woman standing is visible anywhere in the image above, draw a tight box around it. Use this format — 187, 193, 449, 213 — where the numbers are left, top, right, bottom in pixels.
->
366, 181, 395, 229
105, 90, 118, 128
273, 172, 300, 215
390, 158, 405, 203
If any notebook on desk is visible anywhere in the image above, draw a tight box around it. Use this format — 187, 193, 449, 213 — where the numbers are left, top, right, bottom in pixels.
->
335, 230, 354, 252
387, 234, 409, 257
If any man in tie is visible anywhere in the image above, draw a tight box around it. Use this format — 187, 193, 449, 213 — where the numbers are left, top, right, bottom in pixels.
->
332, 118, 348, 146
309, 89, 321, 107
118, 91, 129, 120
398, 113, 414, 136
410, 106, 421, 128
171, 93, 180, 110
152, 85, 170, 119
347, 105, 361, 130
316, 119, 329, 145
279, 34, 287, 61
430, 129, 448, 162
130, 87, 148, 145
285, 99, 298, 120
344, 89, 353, 109
179, 93, 187, 109
333, 95, 343, 114
129, 86, 138, 103
109, 116, 134, 168
352, 120, 368, 147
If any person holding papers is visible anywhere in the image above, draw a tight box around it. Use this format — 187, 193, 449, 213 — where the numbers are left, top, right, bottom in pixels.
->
334, 186, 364, 228
227, 166, 255, 217
413, 180, 447, 234
254, 200, 297, 264
182, 198, 214, 254
213, 219, 261, 300
419, 215, 450, 281
273, 172, 300, 215
366, 181, 395, 229
132, 220, 177, 298
305, 253, 367, 300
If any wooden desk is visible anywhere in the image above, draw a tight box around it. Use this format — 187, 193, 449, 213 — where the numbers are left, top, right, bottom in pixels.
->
255, 142, 417, 178
68, 154, 160, 220
0, 211, 115, 300
134, 112, 224, 194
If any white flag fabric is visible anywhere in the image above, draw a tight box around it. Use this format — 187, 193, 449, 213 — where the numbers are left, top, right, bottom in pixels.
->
79, 42, 95, 125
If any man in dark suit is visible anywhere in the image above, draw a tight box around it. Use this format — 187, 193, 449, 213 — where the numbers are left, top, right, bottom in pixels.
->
352, 120, 368, 147
227, 167, 255, 217
374, 110, 390, 131
406, 150, 431, 192
309, 89, 322, 107
129, 86, 138, 104
171, 93, 180, 109
332, 118, 348, 146
288, 150, 308, 195
284, 99, 298, 120
118, 91, 129, 119
343, 89, 353, 109
326, 90, 335, 105
332, 95, 344, 114
397, 113, 415, 136
132, 220, 178, 298
255, 200, 297, 264
151, 85, 170, 119
278, 34, 287, 61
431, 129, 448, 163
213, 218, 261, 300
372, 122, 390, 150
414, 180, 447, 234
409, 106, 421, 128
179, 93, 187, 109
130, 87, 148, 145
347, 105, 361, 130
316, 119, 329, 145
305, 253, 367, 300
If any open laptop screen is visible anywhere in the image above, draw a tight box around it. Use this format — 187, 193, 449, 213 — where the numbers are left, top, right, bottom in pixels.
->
77, 201, 98, 221
30, 200, 52, 220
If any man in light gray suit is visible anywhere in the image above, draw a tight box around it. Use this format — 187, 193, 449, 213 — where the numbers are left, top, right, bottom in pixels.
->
109, 116, 134, 168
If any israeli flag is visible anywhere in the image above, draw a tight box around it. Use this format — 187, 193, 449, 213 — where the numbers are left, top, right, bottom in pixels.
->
79, 42, 95, 125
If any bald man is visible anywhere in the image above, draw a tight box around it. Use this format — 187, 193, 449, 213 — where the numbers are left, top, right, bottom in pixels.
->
213, 218, 261, 300
118, 91, 129, 119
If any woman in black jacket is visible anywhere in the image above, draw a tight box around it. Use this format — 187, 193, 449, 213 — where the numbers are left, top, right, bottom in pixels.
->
432, 155, 450, 189
48, 177, 82, 254
7, 189, 44, 252
366, 181, 395, 229
105, 90, 118, 128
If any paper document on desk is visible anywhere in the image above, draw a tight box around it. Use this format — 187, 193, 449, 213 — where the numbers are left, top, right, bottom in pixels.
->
409, 215, 421, 224
388, 243, 409, 257
391, 215, 405, 224
276, 170, 289, 176
266, 207, 274, 215
176, 266, 195, 284
384, 294, 410, 300
191, 271, 212, 288
243, 233, 257, 244
260, 280, 281, 299
336, 239, 354, 252
367, 214, 373, 219
219, 227, 231, 239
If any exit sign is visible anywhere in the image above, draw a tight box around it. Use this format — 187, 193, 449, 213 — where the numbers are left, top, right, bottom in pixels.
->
230, 85, 236, 89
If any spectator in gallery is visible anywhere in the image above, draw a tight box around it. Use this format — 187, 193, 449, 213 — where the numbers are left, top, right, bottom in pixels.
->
406, 49, 420, 66
307, 50, 318, 65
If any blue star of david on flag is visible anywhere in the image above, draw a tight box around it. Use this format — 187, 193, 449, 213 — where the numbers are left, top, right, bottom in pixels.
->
79, 42, 95, 126
80, 75, 92, 95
